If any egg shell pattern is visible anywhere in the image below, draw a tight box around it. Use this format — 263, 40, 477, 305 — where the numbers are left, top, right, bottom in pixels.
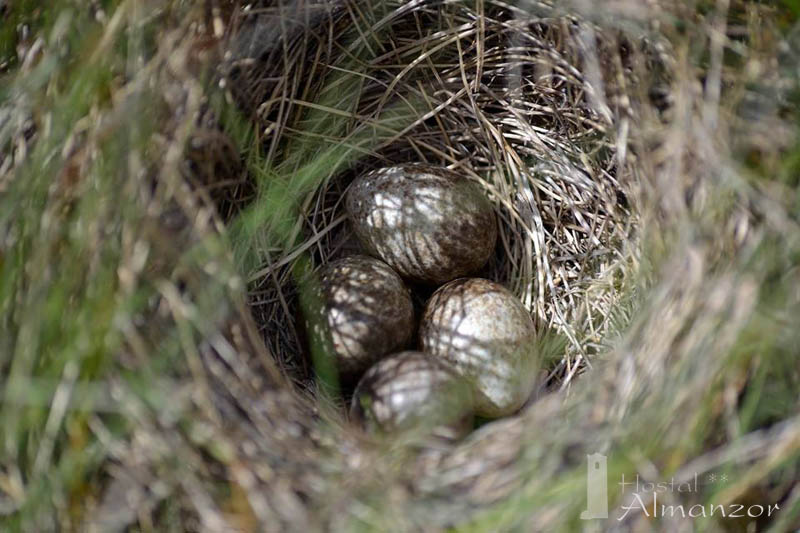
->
345, 165, 497, 285
419, 278, 537, 417
350, 351, 473, 437
308, 255, 415, 381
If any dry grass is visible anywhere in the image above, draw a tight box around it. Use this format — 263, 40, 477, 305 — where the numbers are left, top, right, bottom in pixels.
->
229, 1, 637, 395
1, 0, 799, 531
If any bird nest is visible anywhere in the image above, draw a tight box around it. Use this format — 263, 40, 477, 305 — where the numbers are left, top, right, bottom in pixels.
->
6, 0, 799, 530
224, 0, 638, 401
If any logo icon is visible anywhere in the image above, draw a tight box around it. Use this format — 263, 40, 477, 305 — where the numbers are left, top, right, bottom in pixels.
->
580, 453, 608, 520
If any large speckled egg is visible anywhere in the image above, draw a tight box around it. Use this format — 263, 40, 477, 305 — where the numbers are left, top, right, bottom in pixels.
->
419, 278, 537, 417
350, 351, 473, 438
305, 255, 414, 381
345, 165, 497, 285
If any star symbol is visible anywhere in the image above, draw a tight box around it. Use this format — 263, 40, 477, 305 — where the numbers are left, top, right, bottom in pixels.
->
708, 473, 717, 483
720, 474, 728, 483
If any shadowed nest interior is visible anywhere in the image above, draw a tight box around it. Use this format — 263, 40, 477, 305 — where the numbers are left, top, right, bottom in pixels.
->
225, 0, 638, 397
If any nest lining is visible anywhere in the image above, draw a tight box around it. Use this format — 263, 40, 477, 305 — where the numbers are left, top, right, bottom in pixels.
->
223, 1, 638, 404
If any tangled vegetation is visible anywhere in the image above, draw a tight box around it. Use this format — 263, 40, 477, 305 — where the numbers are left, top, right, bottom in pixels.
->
1, 0, 799, 531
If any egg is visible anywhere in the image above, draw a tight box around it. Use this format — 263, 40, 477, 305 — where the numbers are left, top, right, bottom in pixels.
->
419, 278, 537, 417
305, 255, 414, 381
350, 351, 473, 437
345, 165, 497, 285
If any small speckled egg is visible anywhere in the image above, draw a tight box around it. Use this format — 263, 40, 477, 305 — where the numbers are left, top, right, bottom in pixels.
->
305, 255, 414, 381
350, 351, 473, 437
345, 165, 497, 285
419, 278, 537, 417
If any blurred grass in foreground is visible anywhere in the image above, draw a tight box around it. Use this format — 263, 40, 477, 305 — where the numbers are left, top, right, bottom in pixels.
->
0, 0, 799, 531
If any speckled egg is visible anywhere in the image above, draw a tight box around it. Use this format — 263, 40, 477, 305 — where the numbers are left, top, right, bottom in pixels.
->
350, 351, 473, 437
419, 278, 537, 417
345, 165, 497, 285
305, 255, 414, 381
